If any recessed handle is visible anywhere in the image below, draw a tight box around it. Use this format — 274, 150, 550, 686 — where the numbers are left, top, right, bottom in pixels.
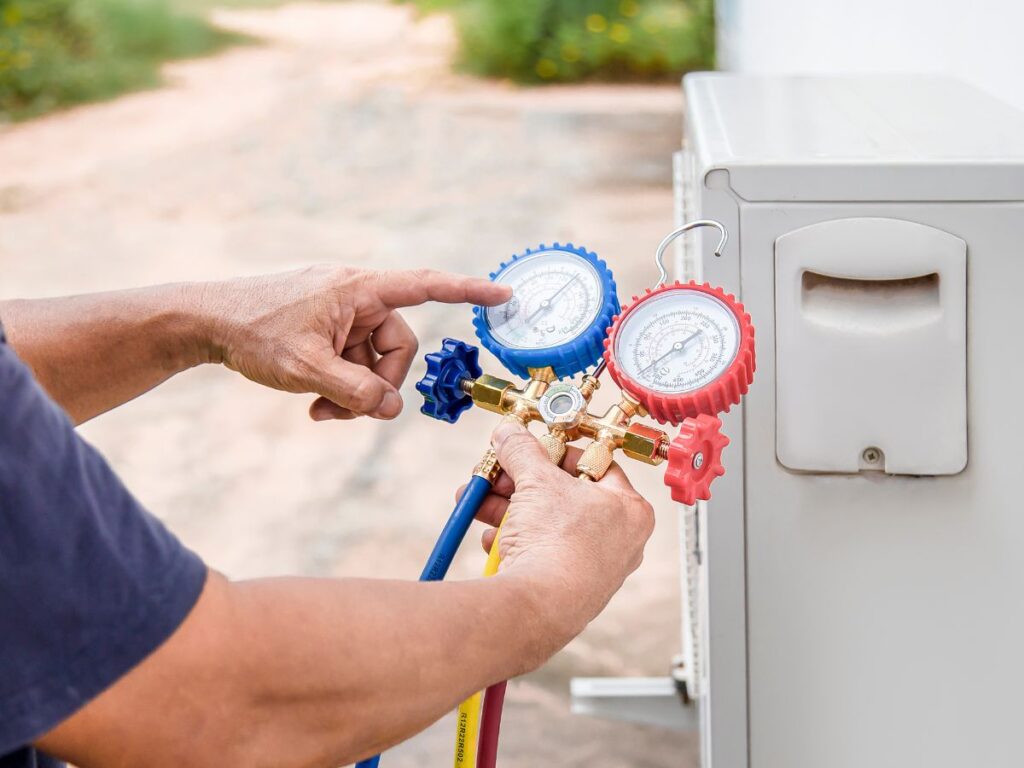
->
800, 271, 941, 332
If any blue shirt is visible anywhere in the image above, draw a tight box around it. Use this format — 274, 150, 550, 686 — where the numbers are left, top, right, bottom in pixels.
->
0, 326, 207, 766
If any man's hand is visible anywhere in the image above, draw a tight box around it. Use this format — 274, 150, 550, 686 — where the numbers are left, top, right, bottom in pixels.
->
1, 266, 509, 424
37, 423, 655, 768
199, 266, 510, 421
462, 420, 656, 647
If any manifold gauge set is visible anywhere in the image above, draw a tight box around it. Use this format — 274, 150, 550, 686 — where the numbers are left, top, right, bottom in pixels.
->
361, 220, 756, 768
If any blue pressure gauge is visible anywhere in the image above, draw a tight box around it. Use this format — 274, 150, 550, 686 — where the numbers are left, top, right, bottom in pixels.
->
472, 243, 619, 379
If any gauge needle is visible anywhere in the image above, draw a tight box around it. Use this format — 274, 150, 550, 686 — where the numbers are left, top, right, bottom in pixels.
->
638, 330, 703, 377
526, 274, 579, 323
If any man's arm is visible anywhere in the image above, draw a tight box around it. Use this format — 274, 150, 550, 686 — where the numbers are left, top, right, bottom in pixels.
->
38, 572, 557, 768
35, 422, 655, 768
1, 267, 510, 425
1, 286, 210, 425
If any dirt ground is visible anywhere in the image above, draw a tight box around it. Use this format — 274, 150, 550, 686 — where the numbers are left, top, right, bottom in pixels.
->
0, 2, 698, 766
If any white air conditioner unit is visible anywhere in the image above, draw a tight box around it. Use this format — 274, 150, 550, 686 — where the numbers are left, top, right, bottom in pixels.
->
678, 73, 1024, 768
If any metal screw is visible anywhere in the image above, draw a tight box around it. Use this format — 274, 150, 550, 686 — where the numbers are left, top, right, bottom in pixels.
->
862, 447, 881, 464
692, 452, 704, 470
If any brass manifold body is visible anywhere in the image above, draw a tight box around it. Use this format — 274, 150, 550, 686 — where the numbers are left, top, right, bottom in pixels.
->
463, 365, 671, 482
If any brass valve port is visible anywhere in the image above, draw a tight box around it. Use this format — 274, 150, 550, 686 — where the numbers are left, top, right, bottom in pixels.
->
466, 374, 515, 414
576, 439, 615, 481
538, 430, 569, 466
622, 424, 669, 466
458, 368, 669, 481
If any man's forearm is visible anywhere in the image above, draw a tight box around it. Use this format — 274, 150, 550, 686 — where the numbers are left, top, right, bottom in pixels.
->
228, 573, 562, 765
1, 285, 212, 424
38, 570, 571, 768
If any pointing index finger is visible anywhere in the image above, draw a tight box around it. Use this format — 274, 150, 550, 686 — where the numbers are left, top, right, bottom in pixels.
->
373, 269, 511, 309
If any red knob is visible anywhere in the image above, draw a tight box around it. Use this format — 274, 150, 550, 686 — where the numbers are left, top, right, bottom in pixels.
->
664, 414, 729, 505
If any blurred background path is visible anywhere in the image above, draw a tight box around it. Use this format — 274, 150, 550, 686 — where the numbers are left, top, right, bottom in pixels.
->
0, 3, 696, 765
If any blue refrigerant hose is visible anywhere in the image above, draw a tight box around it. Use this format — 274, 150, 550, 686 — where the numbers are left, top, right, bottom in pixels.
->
419, 474, 492, 581
355, 473, 493, 768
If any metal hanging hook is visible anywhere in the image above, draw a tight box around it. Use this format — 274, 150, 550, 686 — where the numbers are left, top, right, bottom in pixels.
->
654, 219, 729, 285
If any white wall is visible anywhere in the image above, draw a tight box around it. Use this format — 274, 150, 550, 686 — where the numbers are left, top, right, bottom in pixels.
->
716, 0, 1024, 111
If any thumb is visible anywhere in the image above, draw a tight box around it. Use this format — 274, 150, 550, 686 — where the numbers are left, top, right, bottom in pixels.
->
310, 355, 403, 419
491, 419, 551, 483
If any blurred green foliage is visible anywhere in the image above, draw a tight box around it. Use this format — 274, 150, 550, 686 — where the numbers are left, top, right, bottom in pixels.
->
405, 0, 714, 83
0, 0, 712, 122
0, 0, 238, 121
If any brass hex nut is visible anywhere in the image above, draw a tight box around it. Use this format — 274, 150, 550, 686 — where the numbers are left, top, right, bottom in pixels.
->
525, 366, 558, 384
622, 423, 668, 465
471, 375, 514, 414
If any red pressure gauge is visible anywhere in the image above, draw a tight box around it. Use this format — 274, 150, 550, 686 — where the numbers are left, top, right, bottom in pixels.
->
605, 281, 755, 423
604, 281, 756, 504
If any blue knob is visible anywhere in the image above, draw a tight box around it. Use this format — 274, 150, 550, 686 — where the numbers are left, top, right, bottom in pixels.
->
416, 338, 483, 424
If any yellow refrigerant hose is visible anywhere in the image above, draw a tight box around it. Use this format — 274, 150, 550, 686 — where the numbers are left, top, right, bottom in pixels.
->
453, 513, 507, 768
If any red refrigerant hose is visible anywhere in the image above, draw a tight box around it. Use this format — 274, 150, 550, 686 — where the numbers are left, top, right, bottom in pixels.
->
476, 680, 508, 768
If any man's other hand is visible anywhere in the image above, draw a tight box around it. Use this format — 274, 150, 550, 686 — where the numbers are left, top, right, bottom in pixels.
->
463, 420, 656, 650
197, 266, 510, 421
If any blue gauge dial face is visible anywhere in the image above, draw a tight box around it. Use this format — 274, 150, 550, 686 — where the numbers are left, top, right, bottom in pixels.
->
484, 250, 603, 350
614, 289, 740, 394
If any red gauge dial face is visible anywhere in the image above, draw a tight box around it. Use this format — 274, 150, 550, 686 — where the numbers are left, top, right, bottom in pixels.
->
605, 282, 755, 424
613, 288, 739, 394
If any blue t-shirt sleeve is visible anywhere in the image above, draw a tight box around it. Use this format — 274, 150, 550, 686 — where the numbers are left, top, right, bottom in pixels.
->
0, 333, 207, 755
